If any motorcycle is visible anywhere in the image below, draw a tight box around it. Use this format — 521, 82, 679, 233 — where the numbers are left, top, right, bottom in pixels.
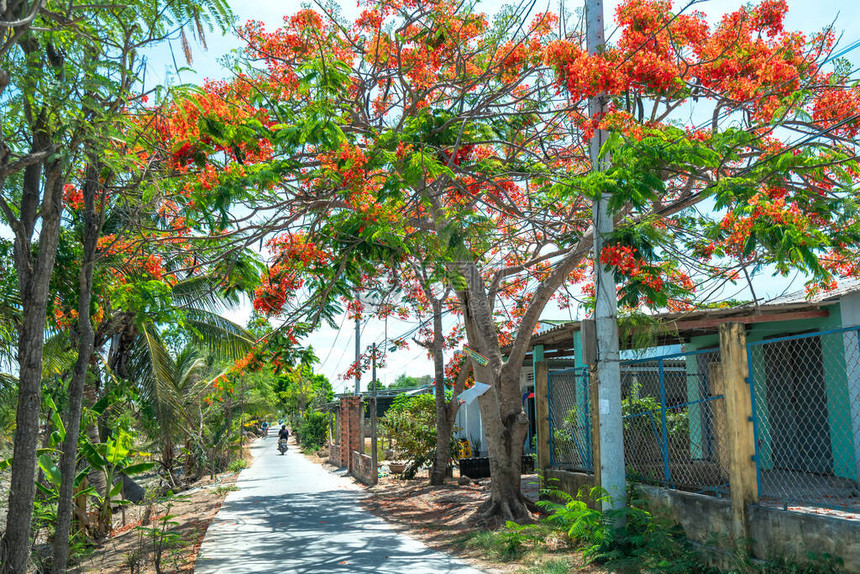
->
278, 437, 288, 455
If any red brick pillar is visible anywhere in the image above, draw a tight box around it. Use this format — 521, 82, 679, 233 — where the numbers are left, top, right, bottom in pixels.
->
337, 398, 350, 467
344, 396, 362, 472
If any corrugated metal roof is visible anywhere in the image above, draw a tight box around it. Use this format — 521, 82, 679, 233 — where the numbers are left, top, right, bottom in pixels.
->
762, 279, 860, 306
509, 279, 860, 355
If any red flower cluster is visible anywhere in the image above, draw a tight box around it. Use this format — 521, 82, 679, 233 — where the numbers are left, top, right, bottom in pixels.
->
600, 245, 641, 276
63, 184, 84, 210
252, 234, 330, 316
97, 234, 165, 280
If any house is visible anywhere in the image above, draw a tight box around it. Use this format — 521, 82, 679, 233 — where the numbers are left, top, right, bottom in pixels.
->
457, 283, 860, 511
516, 283, 860, 570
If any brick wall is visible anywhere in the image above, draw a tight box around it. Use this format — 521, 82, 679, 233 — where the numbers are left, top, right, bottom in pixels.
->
332, 396, 362, 469
349, 451, 375, 484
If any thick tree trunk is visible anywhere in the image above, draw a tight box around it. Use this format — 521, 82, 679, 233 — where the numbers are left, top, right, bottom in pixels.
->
1, 159, 65, 573
477, 383, 532, 523
456, 270, 533, 523
53, 163, 100, 573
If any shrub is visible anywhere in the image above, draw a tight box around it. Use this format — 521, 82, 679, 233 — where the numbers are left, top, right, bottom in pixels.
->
537, 485, 710, 573
379, 393, 436, 477
297, 410, 328, 451
227, 459, 248, 472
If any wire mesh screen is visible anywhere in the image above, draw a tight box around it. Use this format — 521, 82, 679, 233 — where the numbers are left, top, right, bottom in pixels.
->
748, 328, 860, 512
621, 350, 729, 496
548, 367, 593, 472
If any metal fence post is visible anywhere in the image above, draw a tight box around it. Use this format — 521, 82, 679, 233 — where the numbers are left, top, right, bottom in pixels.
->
657, 359, 674, 488
719, 322, 759, 543
535, 360, 550, 473
589, 366, 602, 490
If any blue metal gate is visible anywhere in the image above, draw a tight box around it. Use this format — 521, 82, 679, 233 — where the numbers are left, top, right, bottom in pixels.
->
620, 349, 728, 495
547, 367, 593, 472
747, 326, 860, 511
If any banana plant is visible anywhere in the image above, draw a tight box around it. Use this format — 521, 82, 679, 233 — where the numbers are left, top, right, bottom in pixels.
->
1, 396, 155, 540
79, 429, 155, 538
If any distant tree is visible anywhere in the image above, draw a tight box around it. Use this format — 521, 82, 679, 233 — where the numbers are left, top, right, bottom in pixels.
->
274, 359, 334, 425
389, 374, 433, 389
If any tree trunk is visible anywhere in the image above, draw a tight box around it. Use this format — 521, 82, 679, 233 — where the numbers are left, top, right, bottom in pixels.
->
456, 272, 533, 523
53, 162, 100, 573
430, 413, 454, 485
83, 379, 107, 499
477, 382, 532, 523
429, 298, 450, 485
163, 440, 175, 486
1, 157, 65, 573
85, 424, 107, 498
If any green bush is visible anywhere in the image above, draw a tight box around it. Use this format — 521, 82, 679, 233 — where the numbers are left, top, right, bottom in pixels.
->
379, 393, 436, 477
228, 459, 248, 472
297, 410, 329, 451
537, 485, 710, 573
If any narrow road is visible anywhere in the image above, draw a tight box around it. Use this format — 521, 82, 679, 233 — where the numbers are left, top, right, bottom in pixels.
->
195, 437, 486, 573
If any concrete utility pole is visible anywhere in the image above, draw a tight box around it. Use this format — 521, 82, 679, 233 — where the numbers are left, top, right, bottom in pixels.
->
370, 342, 379, 485
354, 315, 361, 396
587, 0, 626, 512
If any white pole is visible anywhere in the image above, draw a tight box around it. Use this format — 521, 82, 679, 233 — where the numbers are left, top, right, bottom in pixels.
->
355, 314, 361, 396
371, 342, 378, 485
587, 0, 626, 512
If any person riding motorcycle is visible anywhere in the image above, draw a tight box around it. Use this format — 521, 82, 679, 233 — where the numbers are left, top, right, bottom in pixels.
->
277, 425, 289, 454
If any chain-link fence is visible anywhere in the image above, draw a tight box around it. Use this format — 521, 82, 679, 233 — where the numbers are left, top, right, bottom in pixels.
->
748, 327, 860, 511
621, 349, 729, 496
548, 367, 593, 472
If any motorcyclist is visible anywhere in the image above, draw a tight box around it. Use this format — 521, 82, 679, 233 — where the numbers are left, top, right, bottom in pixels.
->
277, 425, 289, 454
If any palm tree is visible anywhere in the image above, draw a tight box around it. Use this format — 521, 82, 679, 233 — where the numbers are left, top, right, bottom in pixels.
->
117, 275, 256, 478
132, 340, 211, 480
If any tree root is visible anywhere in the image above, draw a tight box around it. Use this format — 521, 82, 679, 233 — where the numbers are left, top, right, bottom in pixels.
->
477, 492, 534, 526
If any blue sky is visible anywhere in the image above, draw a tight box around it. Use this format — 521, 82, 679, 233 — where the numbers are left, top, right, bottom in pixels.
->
144, 0, 860, 390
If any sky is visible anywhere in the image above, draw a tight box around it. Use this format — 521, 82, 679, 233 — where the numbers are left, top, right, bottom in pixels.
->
143, 0, 860, 392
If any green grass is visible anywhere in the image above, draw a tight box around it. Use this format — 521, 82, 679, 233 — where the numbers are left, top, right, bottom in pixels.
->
519, 557, 573, 574
460, 523, 555, 563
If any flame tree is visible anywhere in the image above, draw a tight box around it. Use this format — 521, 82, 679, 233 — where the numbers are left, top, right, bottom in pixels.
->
160, 0, 860, 521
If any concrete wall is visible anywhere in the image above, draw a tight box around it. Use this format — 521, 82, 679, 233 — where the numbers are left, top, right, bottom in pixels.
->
543, 468, 597, 507
749, 505, 860, 572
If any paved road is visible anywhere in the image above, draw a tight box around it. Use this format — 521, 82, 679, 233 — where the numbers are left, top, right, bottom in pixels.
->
195, 437, 486, 574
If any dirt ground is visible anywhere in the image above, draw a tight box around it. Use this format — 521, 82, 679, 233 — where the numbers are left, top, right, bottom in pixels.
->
307, 448, 602, 574
70, 471, 239, 574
